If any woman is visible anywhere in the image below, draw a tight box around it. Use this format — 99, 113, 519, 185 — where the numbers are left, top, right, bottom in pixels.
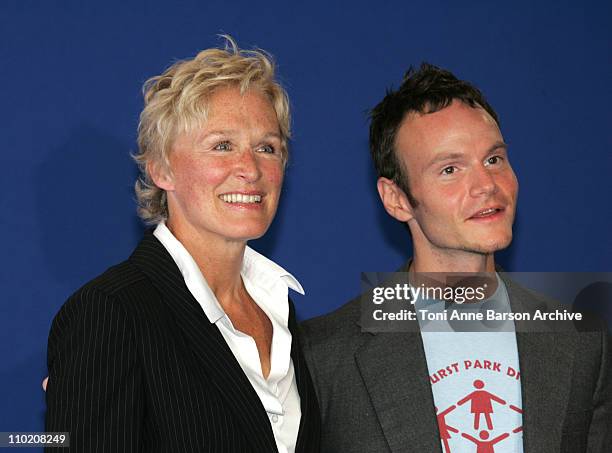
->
45, 37, 320, 453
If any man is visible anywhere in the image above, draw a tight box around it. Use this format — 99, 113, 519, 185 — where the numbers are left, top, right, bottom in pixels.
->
300, 63, 611, 452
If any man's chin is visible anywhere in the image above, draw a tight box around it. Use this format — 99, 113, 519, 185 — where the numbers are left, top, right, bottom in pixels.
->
470, 234, 513, 254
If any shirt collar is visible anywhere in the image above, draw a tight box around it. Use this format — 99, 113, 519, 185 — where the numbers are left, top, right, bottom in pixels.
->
242, 246, 304, 296
152, 221, 304, 324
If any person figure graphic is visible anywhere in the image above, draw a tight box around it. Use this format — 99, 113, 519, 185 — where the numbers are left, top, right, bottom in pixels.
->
509, 404, 523, 433
461, 430, 509, 453
457, 379, 506, 430
436, 405, 459, 453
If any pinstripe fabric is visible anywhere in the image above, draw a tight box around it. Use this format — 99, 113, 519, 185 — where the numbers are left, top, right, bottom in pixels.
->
46, 232, 321, 453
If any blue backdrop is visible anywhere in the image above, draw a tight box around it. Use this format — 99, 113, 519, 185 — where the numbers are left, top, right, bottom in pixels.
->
1, 0, 610, 440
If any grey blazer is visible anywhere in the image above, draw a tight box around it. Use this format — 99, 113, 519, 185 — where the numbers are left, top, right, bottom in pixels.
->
300, 274, 611, 453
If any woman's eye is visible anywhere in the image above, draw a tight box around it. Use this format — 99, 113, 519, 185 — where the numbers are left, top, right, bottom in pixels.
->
214, 141, 231, 151
258, 144, 276, 154
442, 166, 456, 175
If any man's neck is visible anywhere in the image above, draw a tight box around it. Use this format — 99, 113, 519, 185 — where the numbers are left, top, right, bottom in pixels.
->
410, 248, 496, 273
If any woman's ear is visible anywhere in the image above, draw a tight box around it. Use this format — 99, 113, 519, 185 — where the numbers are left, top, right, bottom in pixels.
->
376, 177, 415, 223
147, 160, 174, 191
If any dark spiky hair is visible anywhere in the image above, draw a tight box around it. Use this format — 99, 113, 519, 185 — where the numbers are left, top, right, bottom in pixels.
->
369, 63, 499, 206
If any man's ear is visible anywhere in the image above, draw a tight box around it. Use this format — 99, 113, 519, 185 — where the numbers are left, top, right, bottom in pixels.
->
147, 160, 174, 191
377, 177, 414, 223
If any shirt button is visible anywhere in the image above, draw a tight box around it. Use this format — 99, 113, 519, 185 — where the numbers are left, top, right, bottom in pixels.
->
271, 414, 279, 423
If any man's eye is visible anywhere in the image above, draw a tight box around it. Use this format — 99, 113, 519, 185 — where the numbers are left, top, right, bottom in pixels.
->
258, 144, 276, 154
486, 156, 503, 165
442, 166, 456, 175
214, 141, 231, 151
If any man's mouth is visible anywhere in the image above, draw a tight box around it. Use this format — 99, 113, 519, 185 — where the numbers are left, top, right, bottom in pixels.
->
218, 193, 262, 204
468, 207, 504, 219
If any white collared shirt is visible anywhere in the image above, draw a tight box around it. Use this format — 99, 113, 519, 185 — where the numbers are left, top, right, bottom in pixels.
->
154, 222, 303, 453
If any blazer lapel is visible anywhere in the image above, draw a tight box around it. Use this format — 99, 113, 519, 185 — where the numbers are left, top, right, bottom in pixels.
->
130, 232, 278, 452
355, 330, 442, 452
505, 278, 575, 451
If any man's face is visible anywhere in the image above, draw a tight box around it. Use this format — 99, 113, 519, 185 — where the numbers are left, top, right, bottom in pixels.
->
395, 100, 518, 256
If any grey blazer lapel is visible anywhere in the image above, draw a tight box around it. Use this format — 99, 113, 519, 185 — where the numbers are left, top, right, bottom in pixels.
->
355, 331, 442, 453
505, 278, 576, 451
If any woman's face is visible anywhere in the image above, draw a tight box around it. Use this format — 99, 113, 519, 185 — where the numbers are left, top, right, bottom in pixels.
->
154, 86, 285, 246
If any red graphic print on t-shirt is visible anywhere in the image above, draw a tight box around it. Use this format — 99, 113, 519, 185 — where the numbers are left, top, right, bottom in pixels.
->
457, 379, 506, 430
436, 405, 459, 453
429, 358, 523, 453
461, 431, 510, 453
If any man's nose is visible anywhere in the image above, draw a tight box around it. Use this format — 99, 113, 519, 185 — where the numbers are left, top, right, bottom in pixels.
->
469, 165, 498, 197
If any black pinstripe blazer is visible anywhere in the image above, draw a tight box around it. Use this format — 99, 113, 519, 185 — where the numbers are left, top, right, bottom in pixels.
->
45, 231, 321, 453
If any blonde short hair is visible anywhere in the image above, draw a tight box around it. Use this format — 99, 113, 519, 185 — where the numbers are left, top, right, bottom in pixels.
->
133, 36, 291, 224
